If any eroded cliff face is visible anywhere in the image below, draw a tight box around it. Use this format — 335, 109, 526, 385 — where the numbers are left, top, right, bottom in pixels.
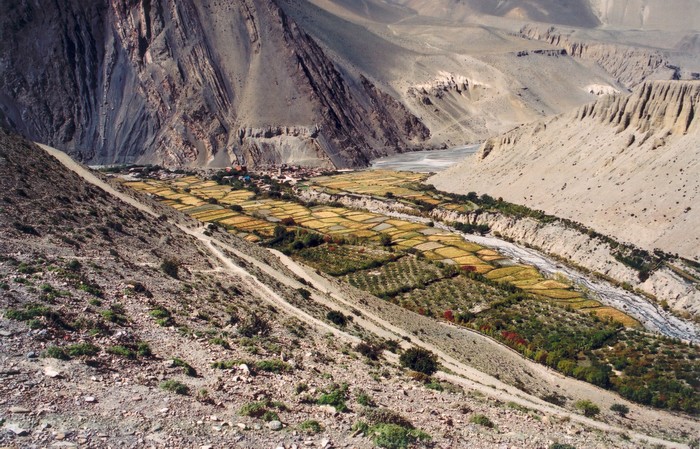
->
431, 81, 700, 260
0, 0, 429, 168
520, 25, 693, 88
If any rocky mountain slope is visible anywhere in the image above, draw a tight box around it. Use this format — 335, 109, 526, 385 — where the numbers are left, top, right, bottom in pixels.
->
431, 80, 700, 260
2, 130, 698, 447
0, 0, 430, 168
1, 0, 648, 168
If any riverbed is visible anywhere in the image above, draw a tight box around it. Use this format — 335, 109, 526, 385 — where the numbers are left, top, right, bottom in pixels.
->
370, 144, 479, 172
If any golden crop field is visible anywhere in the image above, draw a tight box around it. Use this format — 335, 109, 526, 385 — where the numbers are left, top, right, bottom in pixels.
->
119, 171, 638, 328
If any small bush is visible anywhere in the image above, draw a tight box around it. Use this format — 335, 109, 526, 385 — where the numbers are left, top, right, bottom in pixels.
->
317, 383, 349, 412
399, 347, 438, 375
239, 401, 268, 418
364, 408, 413, 428
161, 259, 179, 279
255, 359, 292, 373
160, 380, 189, 395
107, 345, 136, 359
610, 403, 629, 417
209, 336, 230, 349
299, 419, 322, 434
326, 310, 348, 327
66, 343, 100, 357
371, 423, 431, 449
136, 342, 152, 357
425, 380, 443, 391
43, 346, 69, 360
172, 358, 197, 377
357, 390, 376, 407
238, 313, 271, 337
550, 444, 577, 449
574, 400, 600, 417
470, 414, 494, 428
356, 341, 383, 360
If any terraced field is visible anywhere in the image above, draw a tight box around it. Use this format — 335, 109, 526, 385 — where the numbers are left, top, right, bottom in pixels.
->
122, 174, 628, 323
120, 171, 697, 414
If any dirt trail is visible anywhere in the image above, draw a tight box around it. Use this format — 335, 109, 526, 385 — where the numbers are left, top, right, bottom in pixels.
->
39, 143, 696, 449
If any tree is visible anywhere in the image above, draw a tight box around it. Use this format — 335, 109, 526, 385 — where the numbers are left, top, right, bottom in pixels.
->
610, 403, 629, 417
399, 347, 438, 375
574, 400, 600, 417
161, 259, 179, 279
379, 234, 392, 247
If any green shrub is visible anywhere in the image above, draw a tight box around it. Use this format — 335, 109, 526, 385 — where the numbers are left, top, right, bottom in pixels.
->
239, 401, 268, 418
470, 414, 494, 428
399, 347, 438, 375
326, 310, 348, 327
363, 408, 413, 428
161, 259, 179, 279
238, 313, 271, 337
371, 423, 430, 449
136, 342, 152, 357
550, 444, 577, 449
610, 403, 629, 417
425, 380, 443, 391
262, 410, 279, 422
317, 383, 349, 412
255, 360, 292, 373
43, 346, 69, 360
66, 343, 100, 357
209, 336, 230, 349
160, 380, 189, 395
107, 345, 136, 359
172, 358, 197, 377
149, 307, 170, 319
299, 419, 322, 434
574, 400, 600, 417
357, 390, 376, 407
356, 341, 383, 360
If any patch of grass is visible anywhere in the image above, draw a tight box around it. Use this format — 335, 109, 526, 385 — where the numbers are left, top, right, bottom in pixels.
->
101, 308, 128, 325
160, 379, 189, 395
255, 359, 292, 373
66, 343, 100, 357
43, 346, 69, 360
172, 358, 197, 377
425, 380, 443, 391
356, 390, 376, 407
107, 345, 136, 359
574, 400, 600, 417
299, 419, 322, 434
371, 424, 431, 449
470, 414, 494, 428
209, 336, 230, 349
317, 383, 349, 412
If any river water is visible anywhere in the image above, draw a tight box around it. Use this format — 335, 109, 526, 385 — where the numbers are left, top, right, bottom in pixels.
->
370, 144, 479, 172
360, 209, 700, 343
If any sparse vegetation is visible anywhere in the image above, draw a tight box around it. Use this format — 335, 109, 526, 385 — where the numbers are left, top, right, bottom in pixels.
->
160, 380, 189, 395
574, 400, 600, 417
399, 347, 438, 376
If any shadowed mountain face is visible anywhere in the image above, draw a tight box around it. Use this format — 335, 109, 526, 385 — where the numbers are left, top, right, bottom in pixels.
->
0, 0, 430, 168
1, 0, 696, 168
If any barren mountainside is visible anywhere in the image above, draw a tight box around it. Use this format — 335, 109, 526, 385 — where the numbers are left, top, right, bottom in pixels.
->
5, 0, 692, 168
0, 0, 431, 168
431, 81, 700, 259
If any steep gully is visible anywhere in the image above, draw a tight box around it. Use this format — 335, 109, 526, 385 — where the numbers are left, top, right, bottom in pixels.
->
38, 143, 692, 448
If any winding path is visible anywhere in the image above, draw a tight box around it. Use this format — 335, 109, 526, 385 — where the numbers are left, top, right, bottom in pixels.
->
39, 143, 697, 449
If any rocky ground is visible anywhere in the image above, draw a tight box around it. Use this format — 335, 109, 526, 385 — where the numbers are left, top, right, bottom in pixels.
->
1, 131, 698, 449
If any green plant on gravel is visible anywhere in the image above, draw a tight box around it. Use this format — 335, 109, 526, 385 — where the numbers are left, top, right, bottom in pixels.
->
550, 444, 577, 449
239, 399, 287, 419
65, 343, 100, 357
610, 403, 629, 417
370, 424, 431, 449
209, 336, 230, 349
160, 379, 189, 395
255, 359, 292, 373
425, 380, 444, 391
470, 414, 494, 428
107, 345, 136, 359
356, 390, 376, 407
299, 419, 322, 434
574, 400, 600, 417
137, 342, 152, 357
172, 358, 197, 377
317, 383, 349, 412
399, 347, 438, 376
43, 345, 69, 360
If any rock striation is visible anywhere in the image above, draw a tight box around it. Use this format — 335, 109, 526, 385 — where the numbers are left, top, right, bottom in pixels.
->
431, 81, 700, 260
0, 0, 429, 168
520, 25, 692, 88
